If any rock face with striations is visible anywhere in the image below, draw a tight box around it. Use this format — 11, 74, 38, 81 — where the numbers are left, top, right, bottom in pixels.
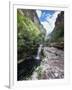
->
49, 11, 64, 49
55, 11, 64, 31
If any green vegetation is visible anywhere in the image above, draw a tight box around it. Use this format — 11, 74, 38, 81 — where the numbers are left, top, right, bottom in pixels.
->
17, 10, 44, 60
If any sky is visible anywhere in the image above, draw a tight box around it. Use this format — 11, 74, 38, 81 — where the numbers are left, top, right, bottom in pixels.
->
36, 10, 61, 39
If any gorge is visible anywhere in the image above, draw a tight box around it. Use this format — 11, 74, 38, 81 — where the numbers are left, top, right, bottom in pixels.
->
17, 9, 64, 80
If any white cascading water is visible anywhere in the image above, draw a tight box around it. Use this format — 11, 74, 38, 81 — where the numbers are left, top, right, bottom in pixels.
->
35, 44, 43, 60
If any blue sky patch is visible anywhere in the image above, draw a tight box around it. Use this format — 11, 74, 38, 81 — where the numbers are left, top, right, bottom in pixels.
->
36, 10, 60, 36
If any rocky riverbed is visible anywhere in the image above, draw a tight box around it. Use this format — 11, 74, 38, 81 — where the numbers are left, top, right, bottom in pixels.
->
30, 46, 64, 80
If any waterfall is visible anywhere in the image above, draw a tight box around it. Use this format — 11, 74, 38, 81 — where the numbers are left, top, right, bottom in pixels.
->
35, 44, 43, 60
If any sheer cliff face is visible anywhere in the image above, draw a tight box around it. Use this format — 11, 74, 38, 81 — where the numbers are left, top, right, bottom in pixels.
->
18, 9, 46, 35
18, 9, 41, 26
23, 9, 41, 24
17, 9, 45, 60
55, 11, 64, 30
50, 11, 64, 42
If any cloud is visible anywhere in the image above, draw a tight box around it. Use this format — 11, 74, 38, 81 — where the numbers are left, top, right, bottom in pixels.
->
36, 10, 61, 38
41, 11, 61, 35
36, 10, 42, 18
41, 21, 52, 39
46, 11, 61, 31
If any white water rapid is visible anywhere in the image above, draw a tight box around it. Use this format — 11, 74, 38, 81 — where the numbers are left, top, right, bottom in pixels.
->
35, 44, 43, 60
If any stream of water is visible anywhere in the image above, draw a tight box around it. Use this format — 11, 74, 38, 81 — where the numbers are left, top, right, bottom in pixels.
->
35, 44, 43, 60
